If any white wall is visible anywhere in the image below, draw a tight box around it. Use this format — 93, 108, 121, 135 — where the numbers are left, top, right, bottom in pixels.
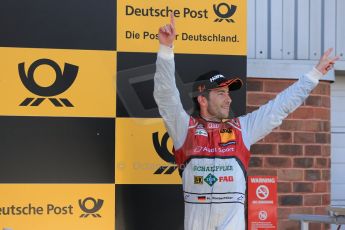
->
331, 74, 345, 206
247, 0, 345, 78
330, 72, 345, 229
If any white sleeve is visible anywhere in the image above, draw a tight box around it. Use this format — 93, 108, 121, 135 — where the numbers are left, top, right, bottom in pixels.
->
153, 45, 189, 150
239, 67, 323, 150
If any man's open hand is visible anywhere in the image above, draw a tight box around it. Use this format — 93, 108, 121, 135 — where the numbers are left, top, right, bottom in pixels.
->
158, 13, 176, 47
316, 48, 340, 75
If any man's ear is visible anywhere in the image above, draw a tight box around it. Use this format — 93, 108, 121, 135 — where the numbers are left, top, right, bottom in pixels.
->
197, 95, 207, 107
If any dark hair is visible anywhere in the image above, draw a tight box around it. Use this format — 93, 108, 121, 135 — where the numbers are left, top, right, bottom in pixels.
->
192, 90, 210, 116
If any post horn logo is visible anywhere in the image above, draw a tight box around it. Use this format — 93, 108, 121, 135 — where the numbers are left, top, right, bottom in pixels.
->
152, 132, 178, 175
78, 197, 104, 218
213, 2, 237, 23
18, 58, 78, 107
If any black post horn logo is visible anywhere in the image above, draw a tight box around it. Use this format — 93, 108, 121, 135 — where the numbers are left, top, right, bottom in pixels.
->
213, 3, 237, 23
18, 58, 78, 107
78, 197, 104, 218
152, 132, 178, 175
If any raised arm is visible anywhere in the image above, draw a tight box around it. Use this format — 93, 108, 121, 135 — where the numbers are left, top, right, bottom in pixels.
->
153, 14, 189, 150
240, 48, 340, 149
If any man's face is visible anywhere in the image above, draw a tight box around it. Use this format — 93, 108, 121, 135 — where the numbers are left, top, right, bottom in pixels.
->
206, 86, 232, 120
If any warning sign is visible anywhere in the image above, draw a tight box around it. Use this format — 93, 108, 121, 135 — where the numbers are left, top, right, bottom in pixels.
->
248, 176, 277, 230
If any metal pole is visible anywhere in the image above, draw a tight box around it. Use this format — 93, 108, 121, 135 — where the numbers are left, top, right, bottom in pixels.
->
301, 221, 309, 230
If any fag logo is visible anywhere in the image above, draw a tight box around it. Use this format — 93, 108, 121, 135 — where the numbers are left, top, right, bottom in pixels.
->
18, 58, 78, 107
78, 197, 104, 218
213, 2, 237, 23
219, 175, 233, 182
152, 132, 178, 175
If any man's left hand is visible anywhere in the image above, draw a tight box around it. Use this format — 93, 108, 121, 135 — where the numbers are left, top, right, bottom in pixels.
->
316, 48, 340, 75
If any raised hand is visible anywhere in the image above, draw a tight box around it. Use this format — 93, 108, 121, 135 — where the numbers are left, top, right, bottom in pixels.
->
158, 13, 176, 47
316, 48, 340, 75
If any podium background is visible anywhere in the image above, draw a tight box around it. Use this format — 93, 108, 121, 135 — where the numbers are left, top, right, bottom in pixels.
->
0, 0, 246, 229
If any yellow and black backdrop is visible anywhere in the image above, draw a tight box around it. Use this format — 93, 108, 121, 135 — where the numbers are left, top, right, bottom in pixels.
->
0, 0, 246, 229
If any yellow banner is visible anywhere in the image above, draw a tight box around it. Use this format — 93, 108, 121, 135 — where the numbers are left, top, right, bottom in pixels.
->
0, 184, 115, 230
117, 0, 246, 55
115, 118, 181, 184
0, 47, 116, 118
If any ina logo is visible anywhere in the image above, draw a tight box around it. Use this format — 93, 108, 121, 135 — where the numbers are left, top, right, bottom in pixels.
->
79, 197, 104, 218
204, 173, 218, 187
18, 58, 78, 107
213, 2, 237, 23
152, 132, 178, 175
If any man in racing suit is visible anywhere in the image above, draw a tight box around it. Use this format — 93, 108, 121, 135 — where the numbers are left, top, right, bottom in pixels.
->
153, 14, 339, 230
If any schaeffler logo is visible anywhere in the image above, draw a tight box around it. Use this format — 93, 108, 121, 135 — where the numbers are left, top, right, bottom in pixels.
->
78, 197, 104, 218
213, 2, 237, 23
18, 58, 78, 107
152, 132, 178, 175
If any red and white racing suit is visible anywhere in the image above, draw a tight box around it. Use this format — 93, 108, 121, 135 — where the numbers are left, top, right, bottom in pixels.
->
153, 45, 322, 230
